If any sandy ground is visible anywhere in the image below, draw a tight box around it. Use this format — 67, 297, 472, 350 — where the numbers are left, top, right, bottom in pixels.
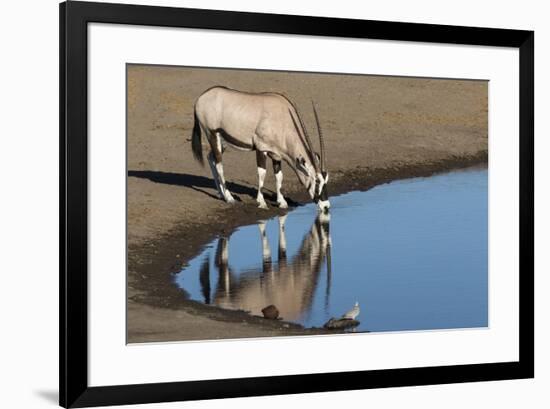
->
127, 65, 488, 343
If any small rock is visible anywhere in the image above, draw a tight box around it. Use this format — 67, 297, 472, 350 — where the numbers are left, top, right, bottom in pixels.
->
261, 305, 280, 320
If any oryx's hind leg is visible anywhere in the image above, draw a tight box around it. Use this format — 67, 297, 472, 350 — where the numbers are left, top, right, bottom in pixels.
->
207, 152, 222, 198
272, 160, 288, 209
256, 151, 268, 209
207, 132, 235, 204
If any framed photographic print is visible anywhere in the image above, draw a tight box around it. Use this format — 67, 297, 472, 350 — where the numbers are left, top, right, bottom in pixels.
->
60, 1, 534, 407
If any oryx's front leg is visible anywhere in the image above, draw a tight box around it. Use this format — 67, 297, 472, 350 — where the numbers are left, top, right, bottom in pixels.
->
273, 160, 288, 209
256, 151, 268, 209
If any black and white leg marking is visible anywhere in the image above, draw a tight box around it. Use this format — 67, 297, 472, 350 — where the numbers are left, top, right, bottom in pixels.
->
256, 151, 268, 209
272, 160, 288, 209
207, 152, 223, 199
210, 132, 235, 204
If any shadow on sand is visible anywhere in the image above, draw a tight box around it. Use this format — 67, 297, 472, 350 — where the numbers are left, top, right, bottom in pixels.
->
128, 170, 288, 204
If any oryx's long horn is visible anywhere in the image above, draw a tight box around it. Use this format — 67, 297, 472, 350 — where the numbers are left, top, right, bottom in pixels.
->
312, 101, 326, 172
296, 109, 315, 154
288, 108, 317, 167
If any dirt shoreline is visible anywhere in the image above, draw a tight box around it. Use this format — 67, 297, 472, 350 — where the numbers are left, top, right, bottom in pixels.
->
126, 65, 488, 343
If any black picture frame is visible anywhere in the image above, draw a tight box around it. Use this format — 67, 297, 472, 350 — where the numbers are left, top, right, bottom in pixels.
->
60, 1, 534, 407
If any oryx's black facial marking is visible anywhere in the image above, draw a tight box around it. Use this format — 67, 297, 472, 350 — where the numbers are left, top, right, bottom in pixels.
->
313, 178, 321, 203
319, 185, 328, 202
312, 172, 329, 204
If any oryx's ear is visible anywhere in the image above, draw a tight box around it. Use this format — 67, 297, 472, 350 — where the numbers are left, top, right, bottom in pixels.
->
314, 152, 321, 165
322, 171, 329, 184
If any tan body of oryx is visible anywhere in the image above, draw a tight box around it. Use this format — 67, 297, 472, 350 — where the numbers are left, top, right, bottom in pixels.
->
191, 86, 330, 212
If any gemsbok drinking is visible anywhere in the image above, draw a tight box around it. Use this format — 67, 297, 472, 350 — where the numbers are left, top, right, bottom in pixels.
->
191, 86, 330, 212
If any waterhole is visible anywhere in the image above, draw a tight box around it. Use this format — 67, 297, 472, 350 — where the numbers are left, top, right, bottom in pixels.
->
173, 168, 488, 333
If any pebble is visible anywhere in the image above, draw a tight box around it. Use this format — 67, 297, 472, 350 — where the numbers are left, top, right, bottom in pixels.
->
261, 305, 280, 320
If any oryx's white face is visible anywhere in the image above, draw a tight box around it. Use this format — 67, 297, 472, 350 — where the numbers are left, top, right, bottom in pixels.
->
295, 155, 330, 213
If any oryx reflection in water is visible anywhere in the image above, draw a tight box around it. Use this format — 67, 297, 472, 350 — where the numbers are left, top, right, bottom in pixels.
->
194, 213, 332, 322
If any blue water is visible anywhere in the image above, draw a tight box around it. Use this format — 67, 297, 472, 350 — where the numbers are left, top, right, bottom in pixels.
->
174, 168, 488, 333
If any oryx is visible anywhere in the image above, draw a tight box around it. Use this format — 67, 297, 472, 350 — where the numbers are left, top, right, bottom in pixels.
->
191, 86, 330, 212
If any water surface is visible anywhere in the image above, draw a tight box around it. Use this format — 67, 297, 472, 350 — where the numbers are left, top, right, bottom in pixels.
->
174, 168, 488, 333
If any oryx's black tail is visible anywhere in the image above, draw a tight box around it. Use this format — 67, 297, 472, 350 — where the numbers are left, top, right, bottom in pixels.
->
191, 108, 204, 166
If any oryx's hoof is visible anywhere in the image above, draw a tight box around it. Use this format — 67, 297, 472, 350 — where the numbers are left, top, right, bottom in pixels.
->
277, 200, 288, 209
224, 192, 235, 204
257, 201, 268, 210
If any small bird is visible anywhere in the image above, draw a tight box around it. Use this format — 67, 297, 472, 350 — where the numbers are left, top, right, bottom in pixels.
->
342, 301, 360, 320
